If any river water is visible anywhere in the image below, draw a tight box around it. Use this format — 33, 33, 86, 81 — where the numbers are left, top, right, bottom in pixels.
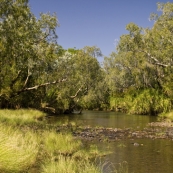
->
48, 110, 173, 173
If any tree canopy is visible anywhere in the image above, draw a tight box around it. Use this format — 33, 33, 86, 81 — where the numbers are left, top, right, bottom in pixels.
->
1, 1, 173, 115
0, 0, 107, 113
103, 2, 173, 115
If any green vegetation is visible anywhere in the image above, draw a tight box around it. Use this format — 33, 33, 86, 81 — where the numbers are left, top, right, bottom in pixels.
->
159, 111, 173, 122
0, 0, 107, 113
0, 109, 127, 173
42, 156, 102, 173
104, 2, 173, 115
109, 89, 172, 115
3, 0, 173, 171
1, 1, 173, 118
0, 109, 46, 126
1, 1, 173, 116
43, 131, 82, 156
0, 125, 39, 172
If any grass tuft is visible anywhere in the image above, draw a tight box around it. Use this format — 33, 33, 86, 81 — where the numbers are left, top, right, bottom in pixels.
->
0, 125, 39, 172
159, 111, 173, 122
42, 155, 101, 173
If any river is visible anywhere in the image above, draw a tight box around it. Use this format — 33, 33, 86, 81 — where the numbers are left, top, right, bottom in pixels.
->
48, 110, 173, 173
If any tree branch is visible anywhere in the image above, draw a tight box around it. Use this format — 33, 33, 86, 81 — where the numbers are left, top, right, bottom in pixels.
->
24, 78, 67, 91
23, 68, 30, 88
10, 78, 67, 98
70, 86, 83, 99
140, 50, 169, 67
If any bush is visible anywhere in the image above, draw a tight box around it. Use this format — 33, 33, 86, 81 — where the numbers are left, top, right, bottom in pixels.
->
110, 89, 172, 115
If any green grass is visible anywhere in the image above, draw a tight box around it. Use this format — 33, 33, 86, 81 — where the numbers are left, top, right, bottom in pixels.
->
159, 111, 173, 122
43, 131, 82, 156
0, 125, 39, 172
42, 155, 102, 173
0, 109, 46, 126
0, 109, 128, 173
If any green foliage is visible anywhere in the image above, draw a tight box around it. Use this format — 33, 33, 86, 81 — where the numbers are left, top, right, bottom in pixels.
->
0, 0, 60, 109
129, 89, 172, 115
0, 109, 113, 173
104, 2, 173, 115
0, 0, 107, 112
46, 46, 107, 112
110, 89, 172, 115
159, 111, 173, 122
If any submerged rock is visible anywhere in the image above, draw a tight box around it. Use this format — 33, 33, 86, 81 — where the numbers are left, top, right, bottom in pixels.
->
71, 125, 171, 142
132, 142, 139, 146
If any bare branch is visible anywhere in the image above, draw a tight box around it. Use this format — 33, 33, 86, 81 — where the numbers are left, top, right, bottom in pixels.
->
70, 86, 83, 99
23, 68, 30, 88
140, 50, 169, 67
23, 78, 67, 91
10, 78, 67, 98
42, 106, 55, 113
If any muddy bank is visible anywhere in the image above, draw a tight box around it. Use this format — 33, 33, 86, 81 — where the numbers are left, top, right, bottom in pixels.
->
71, 122, 173, 142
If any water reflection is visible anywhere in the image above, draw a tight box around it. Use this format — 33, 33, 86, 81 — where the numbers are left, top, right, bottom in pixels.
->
48, 110, 157, 129
99, 139, 173, 173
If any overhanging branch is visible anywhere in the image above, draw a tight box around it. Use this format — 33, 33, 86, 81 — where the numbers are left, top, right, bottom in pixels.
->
10, 78, 67, 98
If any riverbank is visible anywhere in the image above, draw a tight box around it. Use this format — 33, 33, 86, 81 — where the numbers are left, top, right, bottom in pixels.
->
1, 109, 173, 172
0, 109, 112, 173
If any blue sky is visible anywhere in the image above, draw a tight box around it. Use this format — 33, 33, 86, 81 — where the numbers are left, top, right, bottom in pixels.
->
29, 0, 169, 61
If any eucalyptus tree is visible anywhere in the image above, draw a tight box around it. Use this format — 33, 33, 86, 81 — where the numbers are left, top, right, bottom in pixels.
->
103, 2, 173, 114
0, 0, 63, 108
45, 46, 108, 113
144, 2, 173, 97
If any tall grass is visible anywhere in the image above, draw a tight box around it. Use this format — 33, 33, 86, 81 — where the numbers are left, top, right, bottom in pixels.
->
0, 109, 128, 173
43, 131, 82, 156
0, 109, 46, 126
42, 156, 102, 173
158, 111, 173, 122
0, 125, 39, 172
